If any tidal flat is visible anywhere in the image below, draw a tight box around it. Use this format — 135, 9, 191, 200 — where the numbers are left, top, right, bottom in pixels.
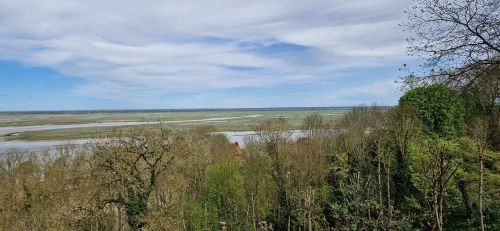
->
0, 108, 349, 150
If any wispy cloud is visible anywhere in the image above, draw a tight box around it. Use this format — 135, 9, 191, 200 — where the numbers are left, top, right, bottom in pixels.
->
0, 0, 413, 106
323, 80, 401, 106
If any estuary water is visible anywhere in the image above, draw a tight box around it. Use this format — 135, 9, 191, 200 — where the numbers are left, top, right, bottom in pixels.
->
0, 130, 306, 152
0, 114, 263, 136
0, 115, 265, 152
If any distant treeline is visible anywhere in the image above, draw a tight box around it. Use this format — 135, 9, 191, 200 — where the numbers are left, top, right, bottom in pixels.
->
0, 106, 364, 114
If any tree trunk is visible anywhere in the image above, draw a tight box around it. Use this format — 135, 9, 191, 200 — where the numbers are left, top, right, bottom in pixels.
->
306, 187, 313, 231
435, 152, 444, 231
287, 215, 291, 231
385, 164, 392, 231
116, 204, 124, 231
439, 190, 443, 231
308, 212, 312, 231
434, 185, 442, 231
252, 196, 257, 231
377, 146, 384, 217
479, 147, 485, 231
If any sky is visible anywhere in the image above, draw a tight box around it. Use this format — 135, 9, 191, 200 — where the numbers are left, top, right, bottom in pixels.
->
0, 0, 416, 111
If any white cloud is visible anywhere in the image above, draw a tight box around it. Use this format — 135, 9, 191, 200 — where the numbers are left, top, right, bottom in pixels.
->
0, 0, 413, 105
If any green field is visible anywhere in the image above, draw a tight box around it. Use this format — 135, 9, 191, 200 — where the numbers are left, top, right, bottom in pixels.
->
0, 109, 349, 141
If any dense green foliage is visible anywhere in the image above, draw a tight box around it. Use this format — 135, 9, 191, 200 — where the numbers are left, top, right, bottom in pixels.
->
187, 162, 247, 230
399, 84, 465, 137
1, 102, 498, 230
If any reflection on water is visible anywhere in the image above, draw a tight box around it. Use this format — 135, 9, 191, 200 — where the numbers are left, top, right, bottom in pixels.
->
0, 139, 90, 152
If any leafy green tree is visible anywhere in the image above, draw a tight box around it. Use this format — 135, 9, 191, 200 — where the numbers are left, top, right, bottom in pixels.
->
399, 84, 465, 137
241, 143, 273, 230
384, 105, 423, 213
187, 161, 247, 230
408, 138, 465, 231
254, 118, 296, 230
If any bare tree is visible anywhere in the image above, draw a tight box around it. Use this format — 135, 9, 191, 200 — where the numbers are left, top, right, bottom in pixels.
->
90, 126, 189, 230
403, 0, 500, 88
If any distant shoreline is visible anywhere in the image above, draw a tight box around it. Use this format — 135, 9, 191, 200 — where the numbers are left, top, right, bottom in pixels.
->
0, 106, 392, 114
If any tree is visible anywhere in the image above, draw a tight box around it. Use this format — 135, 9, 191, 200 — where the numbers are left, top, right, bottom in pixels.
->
295, 114, 331, 230
469, 117, 489, 231
403, 0, 500, 87
408, 138, 464, 231
399, 84, 465, 137
188, 161, 247, 230
254, 118, 295, 230
90, 126, 189, 230
384, 106, 422, 207
328, 106, 393, 230
242, 141, 273, 231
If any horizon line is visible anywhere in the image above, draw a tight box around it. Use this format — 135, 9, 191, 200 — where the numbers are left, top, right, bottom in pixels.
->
0, 106, 394, 114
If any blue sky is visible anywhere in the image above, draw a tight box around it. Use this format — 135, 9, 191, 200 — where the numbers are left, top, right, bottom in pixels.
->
0, 0, 415, 111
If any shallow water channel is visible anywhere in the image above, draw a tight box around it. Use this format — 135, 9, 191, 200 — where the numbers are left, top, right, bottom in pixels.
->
0, 115, 272, 152
0, 131, 306, 152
